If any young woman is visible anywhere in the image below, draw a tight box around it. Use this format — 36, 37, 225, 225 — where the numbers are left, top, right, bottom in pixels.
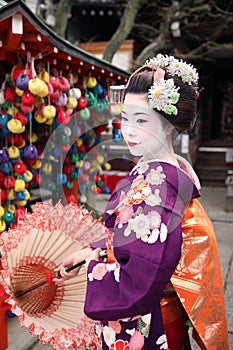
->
55, 55, 229, 350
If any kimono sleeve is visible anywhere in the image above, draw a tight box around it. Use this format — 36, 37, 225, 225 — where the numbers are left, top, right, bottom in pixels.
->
84, 164, 186, 321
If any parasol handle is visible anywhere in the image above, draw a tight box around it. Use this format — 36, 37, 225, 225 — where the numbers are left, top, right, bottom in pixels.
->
63, 249, 108, 274
62, 250, 107, 278
63, 259, 86, 274
48, 249, 108, 283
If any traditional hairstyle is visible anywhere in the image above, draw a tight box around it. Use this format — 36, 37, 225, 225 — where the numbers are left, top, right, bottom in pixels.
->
123, 54, 199, 132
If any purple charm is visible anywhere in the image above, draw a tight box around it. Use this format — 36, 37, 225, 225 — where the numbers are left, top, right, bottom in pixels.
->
16, 74, 30, 90
99, 88, 107, 99
0, 149, 9, 162
59, 92, 68, 106
23, 145, 38, 159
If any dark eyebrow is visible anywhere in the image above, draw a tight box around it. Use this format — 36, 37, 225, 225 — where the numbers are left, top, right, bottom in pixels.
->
121, 111, 149, 117
134, 112, 149, 116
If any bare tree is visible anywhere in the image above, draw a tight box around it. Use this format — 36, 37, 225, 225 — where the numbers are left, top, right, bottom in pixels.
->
104, 0, 233, 70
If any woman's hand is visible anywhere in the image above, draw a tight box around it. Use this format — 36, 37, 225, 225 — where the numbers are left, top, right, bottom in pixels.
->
53, 247, 93, 284
88, 247, 103, 262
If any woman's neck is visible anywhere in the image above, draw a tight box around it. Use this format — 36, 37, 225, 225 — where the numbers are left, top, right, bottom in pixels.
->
142, 137, 179, 166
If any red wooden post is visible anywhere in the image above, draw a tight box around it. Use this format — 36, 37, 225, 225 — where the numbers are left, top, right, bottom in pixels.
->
0, 258, 11, 350
0, 258, 10, 350
0, 301, 8, 350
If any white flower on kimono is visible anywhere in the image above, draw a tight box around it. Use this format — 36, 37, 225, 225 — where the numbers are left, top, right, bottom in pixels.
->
114, 266, 120, 282
106, 262, 118, 272
145, 188, 162, 206
132, 214, 150, 238
146, 166, 166, 185
103, 325, 116, 347
136, 162, 149, 175
147, 223, 168, 244
88, 273, 94, 281
141, 313, 151, 325
131, 162, 149, 176
105, 262, 120, 282
160, 223, 168, 243
132, 191, 144, 201
141, 185, 151, 197
148, 210, 161, 229
156, 334, 168, 349
147, 229, 159, 244
124, 220, 134, 237
141, 232, 149, 243
126, 328, 135, 336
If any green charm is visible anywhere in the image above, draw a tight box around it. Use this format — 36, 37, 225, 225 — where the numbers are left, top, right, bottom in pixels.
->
3, 210, 14, 223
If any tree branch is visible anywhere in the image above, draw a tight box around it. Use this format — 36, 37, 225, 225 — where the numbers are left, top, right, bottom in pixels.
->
103, 0, 147, 63
54, 0, 76, 37
173, 41, 233, 61
131, 34, 167, 70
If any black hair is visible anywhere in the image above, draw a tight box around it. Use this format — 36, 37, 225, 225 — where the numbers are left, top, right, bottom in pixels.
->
124, 68, 197, 132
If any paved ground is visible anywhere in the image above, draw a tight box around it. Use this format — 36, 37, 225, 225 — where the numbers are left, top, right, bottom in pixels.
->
5, 187, 233, 350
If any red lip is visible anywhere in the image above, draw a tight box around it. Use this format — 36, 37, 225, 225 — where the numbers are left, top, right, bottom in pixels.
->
128, 142, 138, 147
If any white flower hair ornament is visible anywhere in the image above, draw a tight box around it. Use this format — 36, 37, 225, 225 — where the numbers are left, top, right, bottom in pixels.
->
145, 54, 199, 86
145, 54, 199, 116
148, 68, 180, 115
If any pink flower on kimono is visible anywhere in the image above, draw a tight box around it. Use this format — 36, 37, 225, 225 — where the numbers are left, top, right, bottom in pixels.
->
108, 320, 122, 334
129, 330, 144, 350
103, 326, 116, 347
92, 263, 108, 280
146, 166, 166, 185
147, 210, 161, 230
110, 339, 130, 350
114, 205, 134, 228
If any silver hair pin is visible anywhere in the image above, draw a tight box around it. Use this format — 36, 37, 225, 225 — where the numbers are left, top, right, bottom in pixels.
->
109, 85, 126, 104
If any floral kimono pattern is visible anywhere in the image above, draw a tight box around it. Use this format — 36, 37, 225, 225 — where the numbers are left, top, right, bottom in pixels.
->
85, 160, 199, 349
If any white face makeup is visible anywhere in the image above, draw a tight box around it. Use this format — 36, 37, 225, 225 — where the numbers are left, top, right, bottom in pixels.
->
121, 94, 172, 161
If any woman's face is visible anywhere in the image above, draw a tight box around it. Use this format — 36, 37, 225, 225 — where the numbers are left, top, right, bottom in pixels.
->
121, 94, 170, 160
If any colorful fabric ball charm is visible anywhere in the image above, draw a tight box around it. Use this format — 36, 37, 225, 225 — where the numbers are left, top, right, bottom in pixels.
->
23, 145, 38, 159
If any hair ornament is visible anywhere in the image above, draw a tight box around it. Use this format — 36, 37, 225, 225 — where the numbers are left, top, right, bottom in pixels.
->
148, 77, 180, 115
144, 54, 199, 115
109, 54, 199, 116
145, 54, 199, 85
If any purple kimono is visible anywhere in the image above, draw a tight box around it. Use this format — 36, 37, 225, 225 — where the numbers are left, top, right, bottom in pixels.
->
84, 160, 199, 349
